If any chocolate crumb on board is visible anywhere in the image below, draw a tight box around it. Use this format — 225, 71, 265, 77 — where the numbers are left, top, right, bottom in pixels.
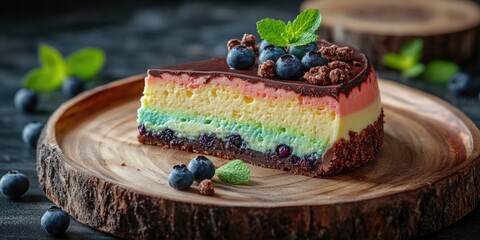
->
198, 179, 215, 196
121, 162, 126, 167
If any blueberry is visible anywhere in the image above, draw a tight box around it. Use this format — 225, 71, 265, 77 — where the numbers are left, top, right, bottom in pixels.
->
258, 40, 272, 53
187, 156, 216, 182
159, 128, 175, 142
22, 122, 44, 148
275, 54, 304, 80
305, 153, 320, 170
62, 77, 84, 98
288, 42, 318, 59
199, 133, 216, 148
227, 134, 243, 148
14, 88, 37, 113
0, 170, 29, 199
226, 45, 255, 70
276, 144, 292, 158
41, 206, 70, 236
168, 164, 194, 190
301, 51, 327, 70
258, 45, 286, 64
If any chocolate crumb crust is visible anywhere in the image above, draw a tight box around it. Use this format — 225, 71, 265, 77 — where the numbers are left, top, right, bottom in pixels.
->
138, 110, 384, 177
147, 40, 371, 99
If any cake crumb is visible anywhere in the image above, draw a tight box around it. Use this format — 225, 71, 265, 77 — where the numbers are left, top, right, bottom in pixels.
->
319, 45, 339, 61
304, 66, 331, 85
198, 179, 215, 196
121, 162, 126, 167
241, 33, 256, 47
329, 69, 349, 84
337, 46, 354, 61
257, 60, 276, 78
328, 61, 350, 72
319, 45, 354, 62
227, 39, 241, 51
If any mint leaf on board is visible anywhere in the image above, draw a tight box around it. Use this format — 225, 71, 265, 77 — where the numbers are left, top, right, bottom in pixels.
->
256, 18, 288, 46
215, 159, 250, 185
23, 68, 64, 92
257, 9, 322, 47
291, 8, 322, 38
66, 48, 106, 81
423, 60, 459, 83
402, 63, 425, 79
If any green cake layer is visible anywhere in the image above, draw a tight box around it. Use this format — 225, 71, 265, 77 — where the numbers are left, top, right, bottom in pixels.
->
138, 107, 329, 156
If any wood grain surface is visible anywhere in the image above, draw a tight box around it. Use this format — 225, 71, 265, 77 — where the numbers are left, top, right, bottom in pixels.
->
37, 75, 480, 239
301, 0, 480, 68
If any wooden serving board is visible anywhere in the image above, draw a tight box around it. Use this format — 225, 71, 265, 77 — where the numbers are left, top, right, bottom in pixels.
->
301, 0, 480, 68
37, 75, 480, 239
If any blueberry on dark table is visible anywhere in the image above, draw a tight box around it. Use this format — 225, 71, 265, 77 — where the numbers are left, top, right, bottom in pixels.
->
22, 122, 44, 148
258, 45, 286, 64
168, 164, 194, 190
226, 45, 255, 70
0, 170, 29, 199
275, 54, 304, 80
62, 77, 85, 98
14, 88, 38, 113
288, 42, 318, 59
187, 155, 216, 182
301, 51, 326, 70
41, 206, 70, 236
258, 40, 271, 53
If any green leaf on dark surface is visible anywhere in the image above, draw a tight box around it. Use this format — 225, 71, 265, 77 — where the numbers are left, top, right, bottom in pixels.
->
423, 60, 460, 83
23, 67, 65, 92
39, 44, 65, 69
215, 159, 250, 185
66, 48, 106, 81
402, 63, 425, 79
400, 38, 423, 61
382, 53, 413, 71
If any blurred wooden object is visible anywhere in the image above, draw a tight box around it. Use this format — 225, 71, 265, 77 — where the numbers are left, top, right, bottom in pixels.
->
301, 0, 480, 68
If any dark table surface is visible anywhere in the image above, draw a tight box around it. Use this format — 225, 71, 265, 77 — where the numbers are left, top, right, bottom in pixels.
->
1, 1, 479, 239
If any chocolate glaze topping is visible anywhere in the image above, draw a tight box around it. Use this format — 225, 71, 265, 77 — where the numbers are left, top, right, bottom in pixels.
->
148, 40, 371, 99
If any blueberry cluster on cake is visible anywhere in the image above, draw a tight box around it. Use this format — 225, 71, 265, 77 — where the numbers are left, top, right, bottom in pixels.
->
137, 10, 384, 177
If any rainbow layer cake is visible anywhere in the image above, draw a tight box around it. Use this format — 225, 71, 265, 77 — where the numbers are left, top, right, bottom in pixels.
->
137, 38, 384, 177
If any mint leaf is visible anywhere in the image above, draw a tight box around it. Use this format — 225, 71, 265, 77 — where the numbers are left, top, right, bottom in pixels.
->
215, 159, 250, 185
291, 8, 322, 36
292, 32, 318, 46
257, 9, 321, 47
66, 48, 106, 81
23, 67, 65, 92
383, 53, 410, 70
400, 39, 423, 62
257, 18, 288, 46
423, 60, 459, 83
402, 63, 425, 78
39, 44, 65, 69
